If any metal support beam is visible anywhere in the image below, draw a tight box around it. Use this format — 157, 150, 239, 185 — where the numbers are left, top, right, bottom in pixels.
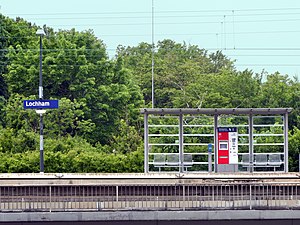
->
144, 113, 149, 173
249, 114, 254, 173
284, 112, 289, 173
141, 108, 292, 115
151, 0, 155, 108
214, 114, 218, 173
179, 114, 184, 173
208, 144, 212, 173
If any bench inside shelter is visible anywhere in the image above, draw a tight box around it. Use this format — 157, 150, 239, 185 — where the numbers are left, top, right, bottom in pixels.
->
241, 153, 283, 171
152, 153, 194, 171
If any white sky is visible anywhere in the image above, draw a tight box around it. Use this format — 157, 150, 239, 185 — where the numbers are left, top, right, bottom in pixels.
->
1, 0, 300, 77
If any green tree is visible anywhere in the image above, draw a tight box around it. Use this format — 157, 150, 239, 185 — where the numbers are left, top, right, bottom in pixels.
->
118, 39, 237, 108
4, 22, 144, 146
85, 57, 144, 145
109, 119, 143, 154
256, 73, 293, 108
44, 98, 95, 138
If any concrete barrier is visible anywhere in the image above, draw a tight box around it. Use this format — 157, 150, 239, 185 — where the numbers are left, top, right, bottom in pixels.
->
1, 210, 300, 222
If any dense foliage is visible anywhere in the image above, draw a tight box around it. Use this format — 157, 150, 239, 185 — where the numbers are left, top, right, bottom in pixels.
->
1, 14, 300, 172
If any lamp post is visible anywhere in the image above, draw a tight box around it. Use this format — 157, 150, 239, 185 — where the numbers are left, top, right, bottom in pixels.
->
36, 28, 45, 173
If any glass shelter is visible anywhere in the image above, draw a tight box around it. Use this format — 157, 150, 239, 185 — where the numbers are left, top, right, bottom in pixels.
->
141, 108, 292, 173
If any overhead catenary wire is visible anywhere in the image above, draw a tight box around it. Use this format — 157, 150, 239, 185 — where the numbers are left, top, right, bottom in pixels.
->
2, 18, 300, 28
4, 7, 300, 16
4, 10, 300, 22
2, 29, 300, 40
4, 47, 300, 53
1, 64, 300, 67
6, 12, 300, 21
1, 6, 300, 75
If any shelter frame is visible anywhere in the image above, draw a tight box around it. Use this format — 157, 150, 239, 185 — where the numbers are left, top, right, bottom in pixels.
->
141, 108, 292, 173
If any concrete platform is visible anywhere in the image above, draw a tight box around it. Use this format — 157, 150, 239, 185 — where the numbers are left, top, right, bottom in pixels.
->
0, 172, 300, 186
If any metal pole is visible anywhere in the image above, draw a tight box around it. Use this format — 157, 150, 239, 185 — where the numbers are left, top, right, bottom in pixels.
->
249, 114, 253, 173
151, 0, 155, 108
249, 184, 252, 210
144, 113, 149, 173
208, 145, 212, 173
39, 34, 44, 173
284, 112, 289, 173
49, 186, 52, 212
116, 186, 119, 202
214, 114, 218, 172
208, 155, 212, 172
182, 185, 185, 211
179, 114, 184, 173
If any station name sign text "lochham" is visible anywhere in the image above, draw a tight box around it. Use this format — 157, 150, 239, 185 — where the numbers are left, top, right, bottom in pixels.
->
23, 100, 59, 109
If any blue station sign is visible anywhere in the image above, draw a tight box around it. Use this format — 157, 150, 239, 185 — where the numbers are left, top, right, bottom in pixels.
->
23, 100, 59, 109
217, 127, 237, 132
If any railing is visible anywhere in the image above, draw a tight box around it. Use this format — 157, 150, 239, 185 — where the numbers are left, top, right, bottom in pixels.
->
1, 183, 300, 212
